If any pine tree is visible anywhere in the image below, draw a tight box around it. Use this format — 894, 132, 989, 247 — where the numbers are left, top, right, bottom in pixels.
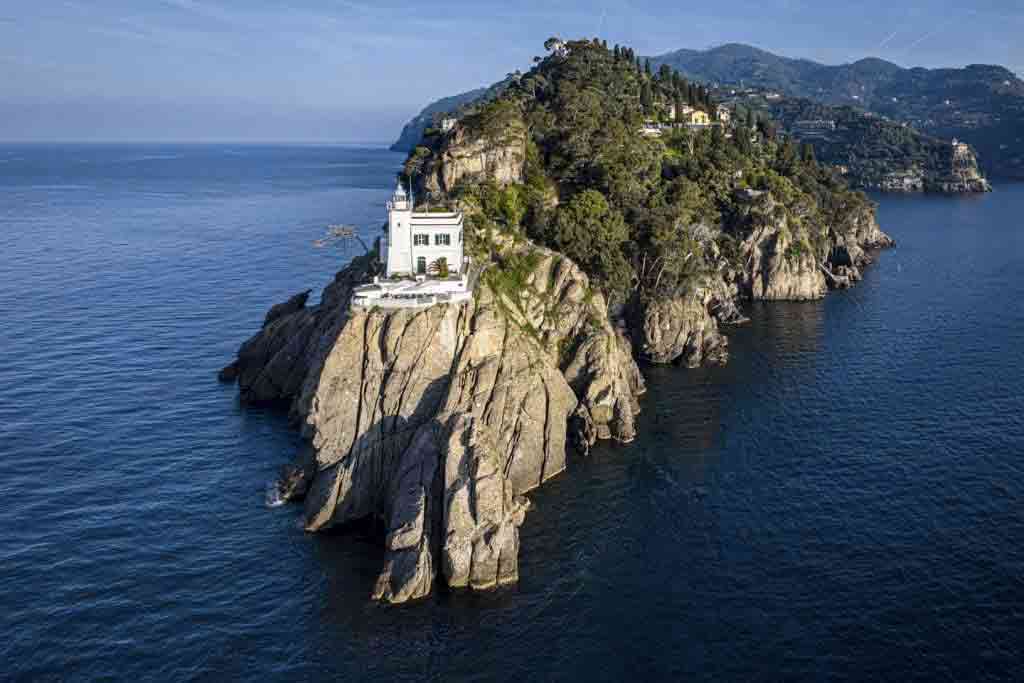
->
644, 59, 652, 76
640, 82, 654, 112
801, 142, 816, 164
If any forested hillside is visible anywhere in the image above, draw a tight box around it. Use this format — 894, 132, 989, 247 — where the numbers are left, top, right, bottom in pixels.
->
650, 43, 1024, 178
405, 39, 888, 320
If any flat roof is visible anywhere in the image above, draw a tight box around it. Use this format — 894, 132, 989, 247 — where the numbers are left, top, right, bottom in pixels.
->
409, 213, 463, 229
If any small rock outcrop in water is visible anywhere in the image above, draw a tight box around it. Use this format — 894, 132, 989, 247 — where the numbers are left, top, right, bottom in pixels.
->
224, 243, 643, 602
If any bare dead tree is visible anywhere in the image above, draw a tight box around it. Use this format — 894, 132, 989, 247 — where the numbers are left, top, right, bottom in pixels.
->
313, 224, 370, 255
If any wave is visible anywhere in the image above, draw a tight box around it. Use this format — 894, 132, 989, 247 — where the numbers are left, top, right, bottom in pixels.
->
264, 480, 286, 508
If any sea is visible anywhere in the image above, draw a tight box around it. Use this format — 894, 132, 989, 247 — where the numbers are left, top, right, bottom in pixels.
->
1, 144, 1022, 681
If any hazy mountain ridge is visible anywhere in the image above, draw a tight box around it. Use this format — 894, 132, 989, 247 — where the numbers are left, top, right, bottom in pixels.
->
390, 77, 515, 153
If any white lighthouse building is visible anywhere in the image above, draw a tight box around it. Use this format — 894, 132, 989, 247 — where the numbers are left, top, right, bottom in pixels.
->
381, 181, 465, 278
351, 181, 471, 309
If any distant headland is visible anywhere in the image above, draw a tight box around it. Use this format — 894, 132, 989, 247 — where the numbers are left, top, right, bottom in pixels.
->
394, 41, 1023, 189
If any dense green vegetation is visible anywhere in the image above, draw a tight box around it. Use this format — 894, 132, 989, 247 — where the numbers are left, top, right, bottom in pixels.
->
649, 43, 1024, 178
763, 97, 953, 185
408, 38, 873, 305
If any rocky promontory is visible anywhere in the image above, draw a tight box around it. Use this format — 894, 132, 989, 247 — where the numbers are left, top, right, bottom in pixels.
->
223, 37, 895, 603
223, 242, 643, 602
223, 205, 890, 602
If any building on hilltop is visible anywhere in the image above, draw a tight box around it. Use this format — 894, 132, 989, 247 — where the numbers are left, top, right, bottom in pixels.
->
943, 139, 992, 192
672, 104, 694, 120
951, 138, 971, 158
790, 119, 836, 141
381, 181, 465, 277
682, 109, 711, 126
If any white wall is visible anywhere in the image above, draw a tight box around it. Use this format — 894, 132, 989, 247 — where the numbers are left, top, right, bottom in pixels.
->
386, 205, 413, 276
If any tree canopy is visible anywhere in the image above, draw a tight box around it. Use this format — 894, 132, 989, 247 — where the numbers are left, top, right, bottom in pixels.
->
408, 38, 875, 304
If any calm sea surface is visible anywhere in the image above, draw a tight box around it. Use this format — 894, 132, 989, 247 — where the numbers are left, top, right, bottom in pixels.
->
1, 144, 1022, 681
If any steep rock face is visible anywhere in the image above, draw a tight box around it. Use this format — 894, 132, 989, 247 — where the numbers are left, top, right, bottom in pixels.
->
742, 222, 827, 301
221, 251, 380, 405
929, 142, 992, 193
733, 193, 893, 301
638, 285, 729, 367
439, 416, 529, 592
822, 207, 896, 288
263, 289, 311, 327
421, 120, 526, 196
224, 242, 643, 602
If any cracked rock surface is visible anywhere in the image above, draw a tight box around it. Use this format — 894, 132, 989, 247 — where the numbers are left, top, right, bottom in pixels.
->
224, 244, 643, 602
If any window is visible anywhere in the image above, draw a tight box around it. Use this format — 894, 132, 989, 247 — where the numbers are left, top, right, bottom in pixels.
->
434, 233, 451, 246
416, 257, 427, 275
414, 234, 429, 246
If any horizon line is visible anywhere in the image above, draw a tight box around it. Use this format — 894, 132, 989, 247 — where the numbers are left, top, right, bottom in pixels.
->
0, 139, 397, 146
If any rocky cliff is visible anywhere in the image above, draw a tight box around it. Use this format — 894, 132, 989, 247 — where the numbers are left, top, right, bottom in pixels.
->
732, 191, 893, 302
222, 243, 643, 603
629, 192, 893, 366
929, 141, 992, 193
225, 39, 899, 603
633, 262, 746, 367
419, 117, 527, 197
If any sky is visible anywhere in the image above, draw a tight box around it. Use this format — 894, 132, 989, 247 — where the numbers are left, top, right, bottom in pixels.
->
2, 0, 1023, 142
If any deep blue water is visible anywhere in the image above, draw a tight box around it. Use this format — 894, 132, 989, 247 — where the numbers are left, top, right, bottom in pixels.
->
1, 144, 1022, 681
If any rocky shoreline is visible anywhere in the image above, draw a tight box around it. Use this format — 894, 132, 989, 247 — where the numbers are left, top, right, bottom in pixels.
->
221, 38, 896, 604
221, 214, 891, 603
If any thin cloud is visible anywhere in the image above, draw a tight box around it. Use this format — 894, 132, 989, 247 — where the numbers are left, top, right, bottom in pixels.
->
904, 11, 977, 53
159, 0, 244, 29
876, 30, 898, 50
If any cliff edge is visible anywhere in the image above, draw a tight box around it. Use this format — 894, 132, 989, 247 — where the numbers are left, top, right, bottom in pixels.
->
222, 243, 643, 603
223, 37, 896, 604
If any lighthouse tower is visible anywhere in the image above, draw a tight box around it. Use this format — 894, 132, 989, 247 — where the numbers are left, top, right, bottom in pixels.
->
384, 180, 413, 277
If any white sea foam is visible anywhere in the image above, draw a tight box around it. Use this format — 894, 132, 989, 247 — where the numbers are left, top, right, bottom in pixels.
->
264, 481, 286, 508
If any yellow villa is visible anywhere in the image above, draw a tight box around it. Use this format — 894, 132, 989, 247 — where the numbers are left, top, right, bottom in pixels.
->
684, 109, 711, 125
